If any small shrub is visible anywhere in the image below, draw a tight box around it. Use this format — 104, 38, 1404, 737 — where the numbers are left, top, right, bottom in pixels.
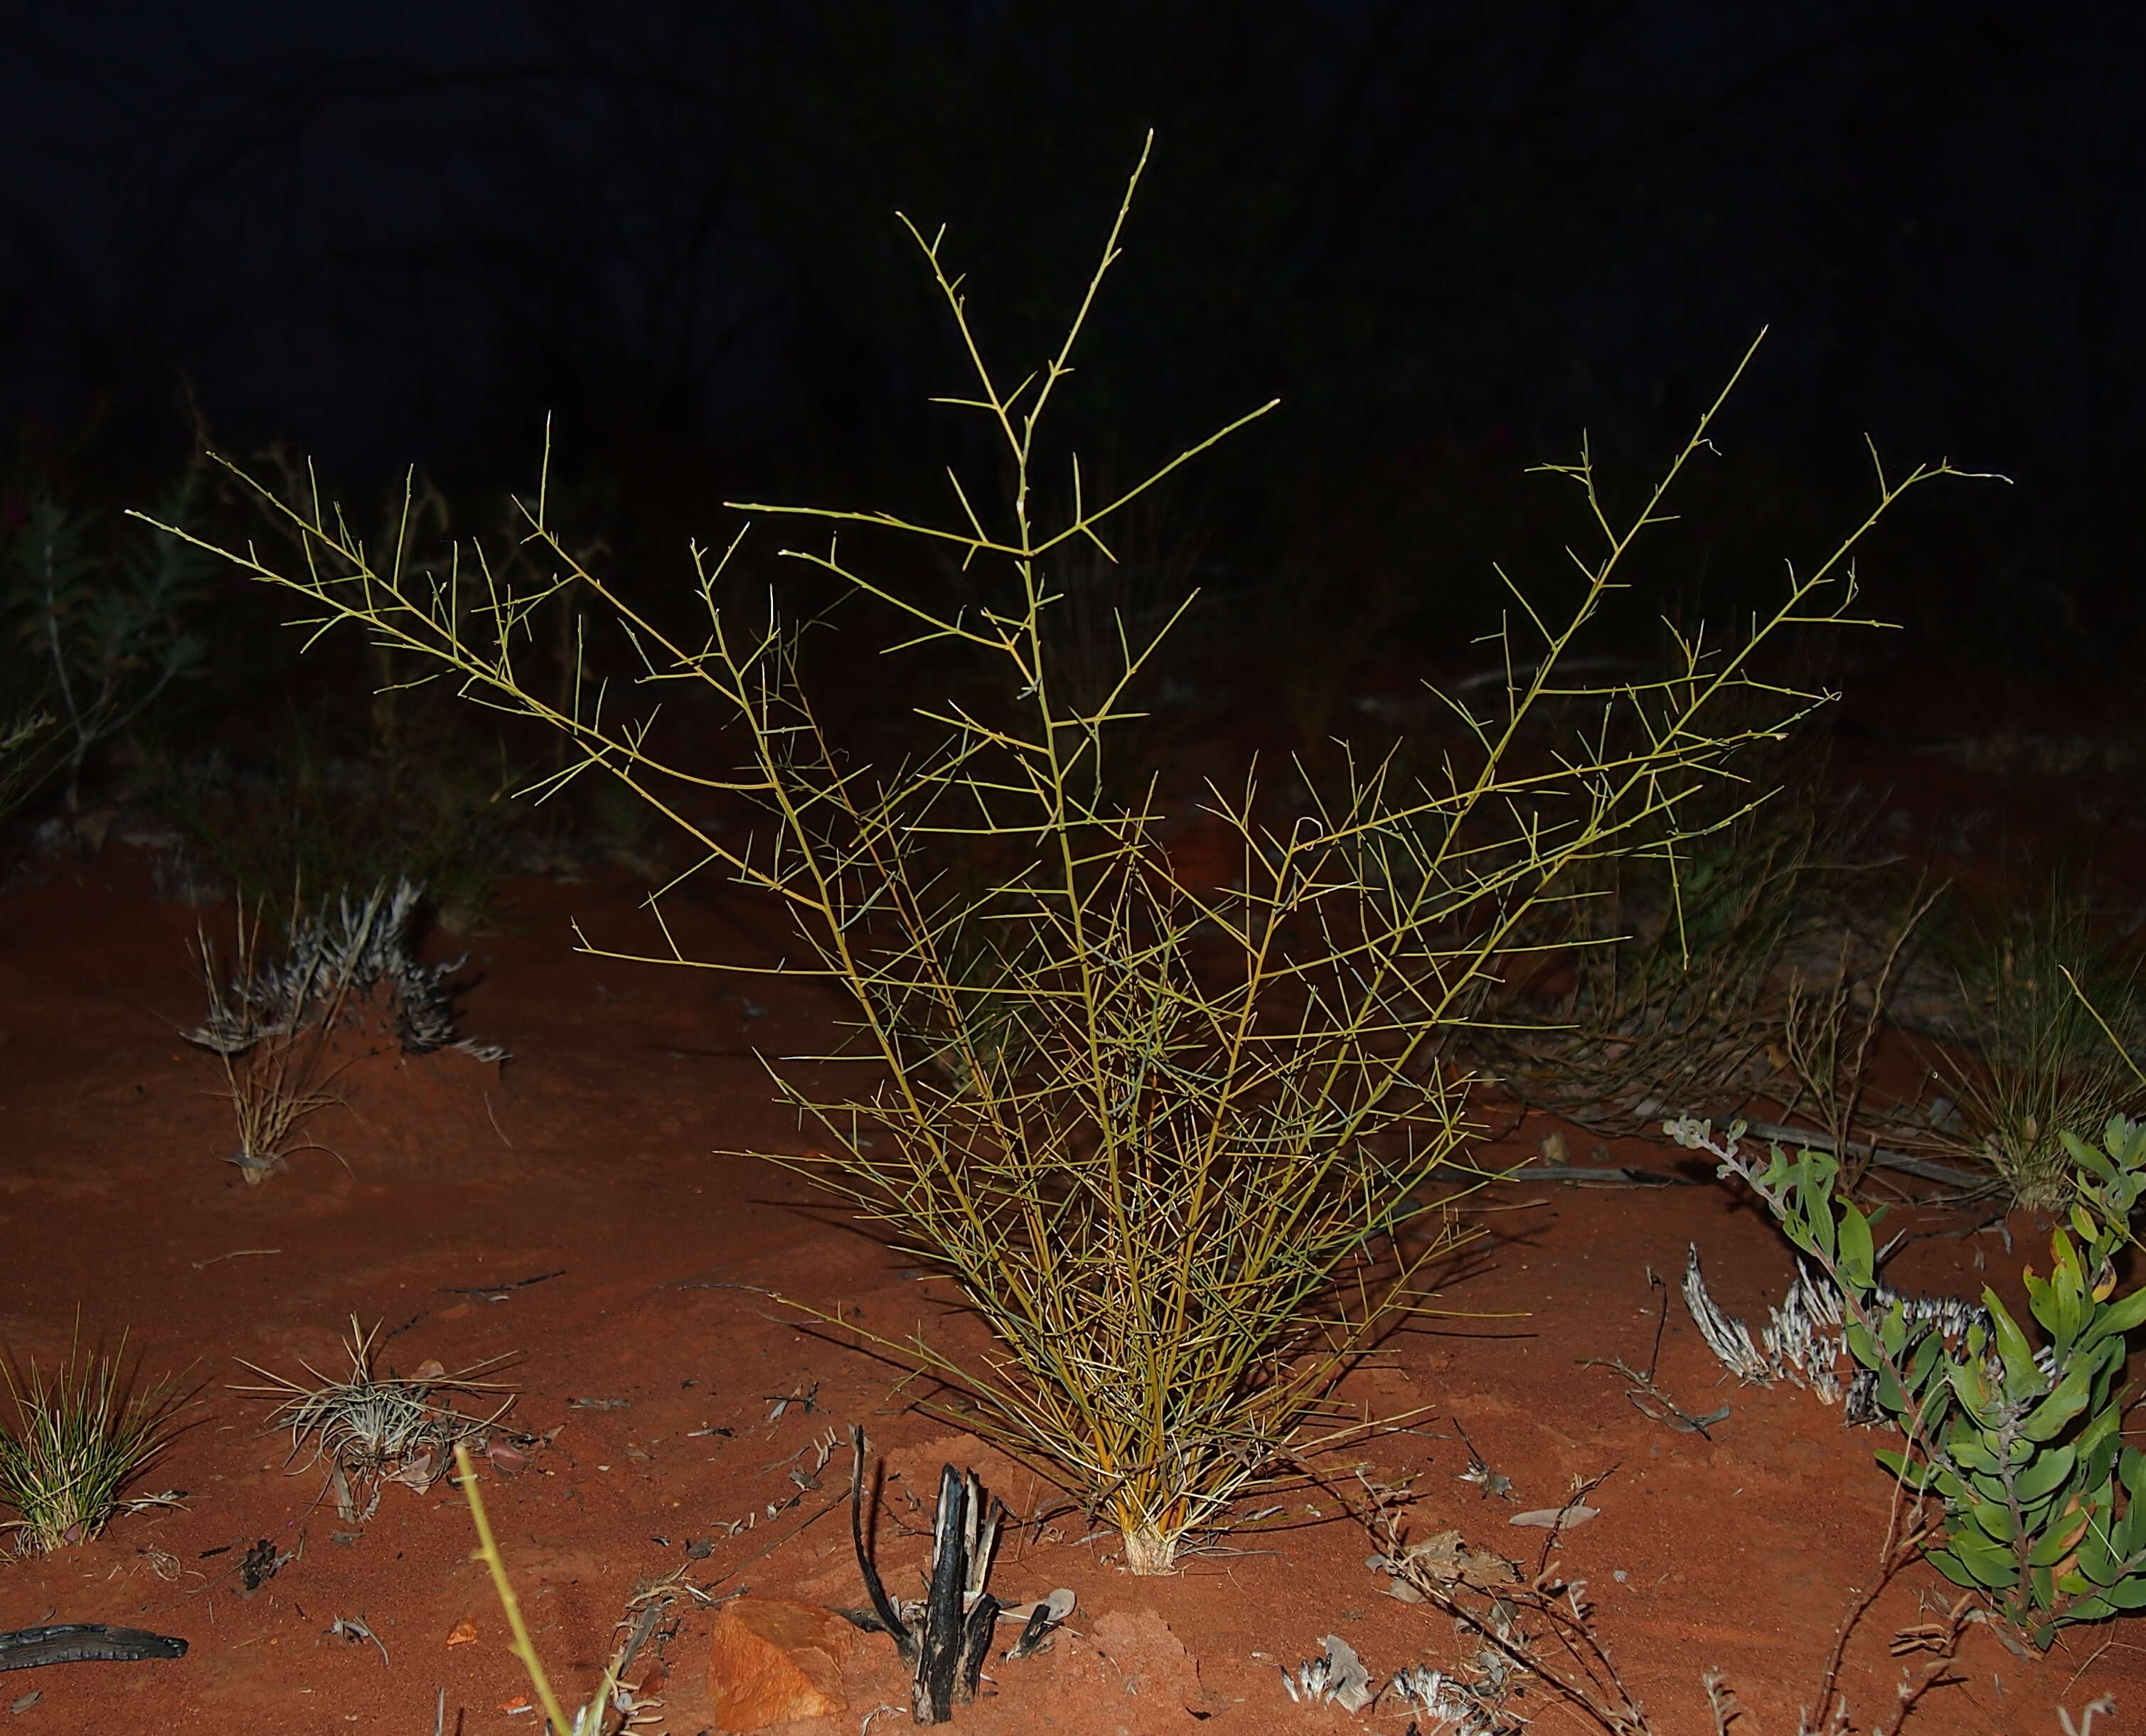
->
147, 142, 1976, 1572
0, 1331, 185, 1555
1, 475, 213, 810
1768, 874, 1943, 1191
0, 707, 55, 824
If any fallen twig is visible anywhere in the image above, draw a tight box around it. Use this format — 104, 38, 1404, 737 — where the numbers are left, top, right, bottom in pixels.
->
1578, 1268, 1730, 1438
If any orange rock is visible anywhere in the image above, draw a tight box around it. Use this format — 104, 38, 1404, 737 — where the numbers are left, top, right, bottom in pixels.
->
705, 1598, 850, 1730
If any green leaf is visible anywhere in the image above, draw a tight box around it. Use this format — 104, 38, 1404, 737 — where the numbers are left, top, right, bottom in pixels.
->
1943, 1526, 2020, 1589
2100, 1575, 2146, 1609
2064, 1592, 2118, 1623
2071, 1520, 2118, 1584
1948, 1358, 1991, 1414
2024, 1364, 2094, 1442
2066, 1128, 2113, 1182
2112, 1503, 2143, 1563
2024, 1270, 2060, 1341
2086, 1285, 2146, 1343
1837, 1204, 1874, 1288
2017, 1494, 2065, 1536
1965, 1494, 2019, 1545
1877, 1305, 1906, 1360
2033, 1521, 2087, 1569
1986, 1291, 2041, 1395
2014, 1442, 2078, 1504
2083, 1426, 2123, 1491
1874, 1445, 1935, 1487
1804, 1192, 1835, 1263
1926, 1548, 1982, 1592
1907, 1330, 1944, 1390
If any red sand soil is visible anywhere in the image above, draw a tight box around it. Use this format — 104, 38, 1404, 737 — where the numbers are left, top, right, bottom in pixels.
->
1, 838, 2142, 1736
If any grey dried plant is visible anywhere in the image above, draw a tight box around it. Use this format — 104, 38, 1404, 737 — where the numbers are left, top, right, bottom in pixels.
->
183, 879, 507, 1182
186, 878, 505, 1063
235, 1319, 515, 1521
1769, 878, 1941, 1192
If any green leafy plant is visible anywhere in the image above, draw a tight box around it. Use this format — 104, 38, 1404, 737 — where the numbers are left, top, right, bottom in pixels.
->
3, 476, 213, 810
144, 712, 530, 934
1671, 1113, 2146, 1650
0, 1331, 186, 1555
0, 705, 55, 823
143, 141, 1973, 1573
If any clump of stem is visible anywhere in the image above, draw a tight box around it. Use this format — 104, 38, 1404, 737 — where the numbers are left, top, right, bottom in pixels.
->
141, 137, 1979, 1571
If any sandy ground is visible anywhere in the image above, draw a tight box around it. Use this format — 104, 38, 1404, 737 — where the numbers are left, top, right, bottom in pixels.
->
1, 813, 2142, 1736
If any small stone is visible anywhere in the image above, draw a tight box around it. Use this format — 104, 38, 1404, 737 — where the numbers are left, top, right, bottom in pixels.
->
705, 1598, 849, 1730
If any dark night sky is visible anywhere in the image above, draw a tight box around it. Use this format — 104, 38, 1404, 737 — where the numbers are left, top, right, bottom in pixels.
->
3, 2, 2141, 659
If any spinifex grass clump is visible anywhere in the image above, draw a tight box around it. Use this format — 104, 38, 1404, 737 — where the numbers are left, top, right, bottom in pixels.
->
145, 141, 1974, 1572
188, 899, 356, 1183
0, 1332, 184, 1555
1916, 885, 2146, 1210
1476, 782, 1847, 1135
